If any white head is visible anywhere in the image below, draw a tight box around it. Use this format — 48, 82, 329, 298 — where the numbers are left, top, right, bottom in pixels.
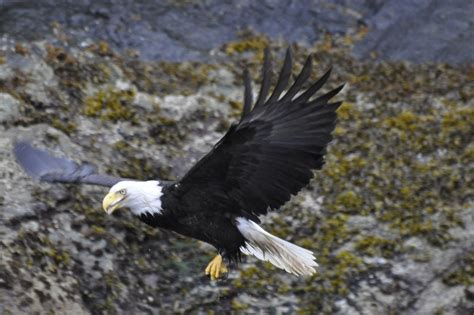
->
102, 180, 163, 216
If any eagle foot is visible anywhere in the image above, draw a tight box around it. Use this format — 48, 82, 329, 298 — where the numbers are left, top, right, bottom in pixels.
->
205, 254, 228, 280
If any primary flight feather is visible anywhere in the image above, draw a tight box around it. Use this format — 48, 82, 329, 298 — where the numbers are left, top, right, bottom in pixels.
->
14, 48, 344, 279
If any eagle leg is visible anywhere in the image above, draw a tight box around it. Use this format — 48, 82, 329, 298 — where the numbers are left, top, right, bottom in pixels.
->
205, 254, 228, 280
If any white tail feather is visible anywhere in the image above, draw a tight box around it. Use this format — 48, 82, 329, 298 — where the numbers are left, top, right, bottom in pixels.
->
236, 218, 318, 276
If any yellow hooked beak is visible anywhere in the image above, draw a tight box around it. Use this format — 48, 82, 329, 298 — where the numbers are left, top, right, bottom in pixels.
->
102, 192, 125, 215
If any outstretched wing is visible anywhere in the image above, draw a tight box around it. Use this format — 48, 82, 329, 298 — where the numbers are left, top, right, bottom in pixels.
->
176, 48, 344, 219
14, 142, 126, 187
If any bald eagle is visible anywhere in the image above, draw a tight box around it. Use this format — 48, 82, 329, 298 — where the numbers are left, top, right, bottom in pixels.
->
14, 48, 344, 280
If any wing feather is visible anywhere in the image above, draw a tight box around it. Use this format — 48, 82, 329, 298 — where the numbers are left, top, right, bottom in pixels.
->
309, 85, 345, 106
266, 48, 292, 104
241, 68, 253, 121
293, 67, 332, 104
280, 54, 312, 102
254, 47, 272, 108
14, 142, 128, 187
177, 48, 344, 218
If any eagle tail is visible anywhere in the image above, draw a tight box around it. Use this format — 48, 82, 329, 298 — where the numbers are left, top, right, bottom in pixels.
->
237, 218, 318, 276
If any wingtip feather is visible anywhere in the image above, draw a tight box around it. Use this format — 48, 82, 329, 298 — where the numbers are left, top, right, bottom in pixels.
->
241, 68, 253, 120
280, 53, 313, 102
267, 48, 292, 103
254, 47, 272, 108
294, 66, 333, 103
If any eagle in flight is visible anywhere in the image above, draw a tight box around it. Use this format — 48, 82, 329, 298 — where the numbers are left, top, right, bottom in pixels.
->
14, 48, 344, 280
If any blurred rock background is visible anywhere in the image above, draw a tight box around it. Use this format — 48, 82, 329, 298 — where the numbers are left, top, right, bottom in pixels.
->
0, 0, 472, 314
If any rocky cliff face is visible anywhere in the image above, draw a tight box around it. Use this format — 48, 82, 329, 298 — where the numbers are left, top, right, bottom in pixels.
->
1, 0, 473, 63
0, 1, 473, 314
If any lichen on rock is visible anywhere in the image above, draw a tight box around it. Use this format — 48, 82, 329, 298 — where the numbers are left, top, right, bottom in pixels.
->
0, 23, 473, 315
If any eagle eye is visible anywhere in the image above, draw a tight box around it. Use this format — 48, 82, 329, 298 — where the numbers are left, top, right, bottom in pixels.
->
119, 189, 126, 195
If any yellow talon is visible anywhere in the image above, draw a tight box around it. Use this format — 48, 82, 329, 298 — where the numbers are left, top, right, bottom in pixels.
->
205, 254, 228, 280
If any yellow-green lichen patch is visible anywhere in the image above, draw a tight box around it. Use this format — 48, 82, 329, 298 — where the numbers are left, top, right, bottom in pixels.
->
355, 235, 399, 258
442, 251, 474, 286
293, 250, 366, 314
314, 91, 471, 248
223, 40, 474, 312
336, 102, 361, 121
331, 190, 364, 213
84, 41, 114, 57
325, 251, 365, 295
124, 60, 216, 96
98, 272, 123, 312
232, 265, 268, 289
233, 205, 364, 313
111, 140, 172, 180
231, 298, 250, 311
228, 100, 243, 118
4, 30, 473, 313
84, 88, 136, 122
50, 118, 77, 135
314, 214, 354, 263
224, 32, 269, 55
15, 230, 72, 272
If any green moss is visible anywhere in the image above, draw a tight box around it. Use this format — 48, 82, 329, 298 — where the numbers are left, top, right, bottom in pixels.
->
84, 88, 136, 122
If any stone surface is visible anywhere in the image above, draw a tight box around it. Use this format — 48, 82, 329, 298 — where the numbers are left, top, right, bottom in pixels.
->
353, 0, 474, 64
0, 93, 20, 123
0, 2, 473, 314
0, 0, 473, 63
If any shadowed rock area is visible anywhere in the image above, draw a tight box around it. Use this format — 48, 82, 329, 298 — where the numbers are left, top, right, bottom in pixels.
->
0, 1, 473, 314
1, 0, 473, 63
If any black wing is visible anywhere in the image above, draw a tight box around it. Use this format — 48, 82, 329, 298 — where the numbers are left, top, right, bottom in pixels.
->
14, 142, 127, 187
176, 48, 344, 219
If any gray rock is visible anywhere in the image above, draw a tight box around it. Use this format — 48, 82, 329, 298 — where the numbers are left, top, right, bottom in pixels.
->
0, 93, 20, 123
0, 0, 472, 63
354, 0, 474, 63
0, 17, 472, 313
466, 286, 474, 301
